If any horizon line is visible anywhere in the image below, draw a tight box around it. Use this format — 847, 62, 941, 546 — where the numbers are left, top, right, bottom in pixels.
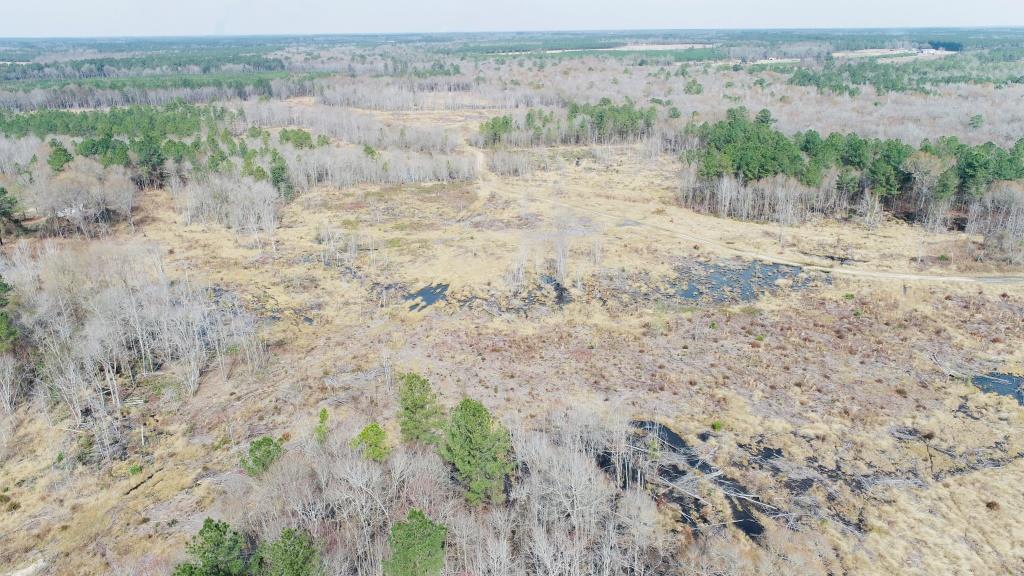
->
2, 25, 1024, 41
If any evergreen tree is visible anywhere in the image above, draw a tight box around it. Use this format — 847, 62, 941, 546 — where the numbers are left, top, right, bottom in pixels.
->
270, 151, 294, 200
47, 139, 73, 172
256, 529, 320, 576
0, 276, 16, 352
398, 372, 444, 445
383, 509, 446, 576
479, 115, 513, 146
241, 436, 283, 477
755, 108, 775, 126
313, 408, 329, 445
0, 187, 19, 245
172, 518, 249, 576
133, 136, 167, 187
868, 158, 901, 196
441, 399, 513, 505
351, 423, 389, 462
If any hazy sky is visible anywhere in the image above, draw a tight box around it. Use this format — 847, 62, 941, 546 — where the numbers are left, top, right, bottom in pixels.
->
4, 0, 1024, 38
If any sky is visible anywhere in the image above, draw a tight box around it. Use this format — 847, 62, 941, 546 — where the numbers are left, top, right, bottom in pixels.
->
3, 0, 1024, 38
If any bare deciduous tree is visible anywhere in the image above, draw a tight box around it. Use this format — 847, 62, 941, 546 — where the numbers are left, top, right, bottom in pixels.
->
23, 157, 136, 236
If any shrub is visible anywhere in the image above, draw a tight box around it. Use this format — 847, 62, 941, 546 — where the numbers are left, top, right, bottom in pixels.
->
480, 115, 513, 146
279, 128, 315, 149
684, 78, 704, 95
47, 139, 74, 172
256, 528, 320, 576
0, 277, 16, 353
270, 151, 294, 199
313, 408, 329, 444
172, 518, 249, 576
351, 423, 389, 462
441, 398, 513, 505
383, 509, 447, 576
398, 372, 444, 445
241, 436, 283, 477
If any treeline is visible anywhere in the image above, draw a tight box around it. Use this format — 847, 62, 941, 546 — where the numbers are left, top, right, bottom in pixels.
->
479, 98, 658, 146
0, 101, 479, 246
316, 75, 534, 111
394, 59, 462, 78
535, 47, 727, 63
277, 145, 477, 192
681, 108, 1024, 261
0, 53, 286, 83
0, 74, 320, 112
0, 103, 232, 189
788, 55, 1024, 96
691, 107, 1024, 202
0, 101, 217, 140
237, 100, 459, 153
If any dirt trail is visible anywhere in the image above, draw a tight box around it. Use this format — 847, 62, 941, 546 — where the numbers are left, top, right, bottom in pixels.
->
470, 148, 1024, 286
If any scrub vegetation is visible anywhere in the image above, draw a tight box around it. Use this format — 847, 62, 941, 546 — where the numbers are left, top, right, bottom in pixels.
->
0, 28, 1023, 576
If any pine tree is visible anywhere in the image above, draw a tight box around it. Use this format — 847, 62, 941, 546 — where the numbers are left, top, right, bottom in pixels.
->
351, 423, 389, 462
172, 518, 249, 576
0, 276, 16, 352
398, 372, 444, 445
313, 408, 329, 444
241, 436, 283, 477
0, 187, 18, 245
441, 399, 513, 505
47, 139, 73, 172
383, 509, 446, 576
132, 136, 166, 187
257, 529, 320, 576
270, 151, 294, 200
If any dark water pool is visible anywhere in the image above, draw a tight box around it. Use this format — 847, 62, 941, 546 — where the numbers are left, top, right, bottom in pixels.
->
675, 260, 814, 303
404, 283, 449, 311
972, 373, 1024, 405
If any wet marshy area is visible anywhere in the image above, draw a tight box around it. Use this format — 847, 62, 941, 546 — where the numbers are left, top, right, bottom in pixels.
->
586, 258, 825, 311
357, 255, 825, 318
971, 373, 1024, 405
621, 421, 773, 541
450, 257, 825, 318
674, 260, 816, 303
610, 421, 938, 543
593, 420, 774, 541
